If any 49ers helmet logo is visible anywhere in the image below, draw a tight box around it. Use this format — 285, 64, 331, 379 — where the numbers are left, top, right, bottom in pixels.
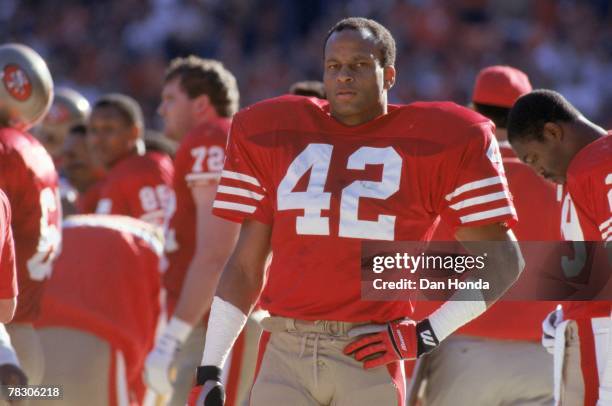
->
2, 64, 32, 101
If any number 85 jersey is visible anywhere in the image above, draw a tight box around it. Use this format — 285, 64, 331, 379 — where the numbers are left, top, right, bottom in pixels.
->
213, 96, 517, 323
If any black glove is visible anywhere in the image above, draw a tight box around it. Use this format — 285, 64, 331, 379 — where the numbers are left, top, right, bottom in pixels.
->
189, 366, 225, 406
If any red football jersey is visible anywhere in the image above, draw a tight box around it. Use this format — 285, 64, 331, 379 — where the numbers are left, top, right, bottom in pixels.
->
163, 119, 230, 308
36, 215, 163, 400
561, 133, 612, 320
0, 189, 17, 299
95, 152, 174, 226
212, 96, 516, 323
0, 128, 62, 322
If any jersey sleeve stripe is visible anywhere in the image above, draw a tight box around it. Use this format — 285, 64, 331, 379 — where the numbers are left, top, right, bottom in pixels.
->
459, 206, 515, 224
602, 225, 612, 240
445, 176, 505, 201
599, 216, 612, 231
221, 170, 261, 187
185, 172, 221, 182
217, 185, 264, 201
448, 191, 509, 211
212, 200, 257, 214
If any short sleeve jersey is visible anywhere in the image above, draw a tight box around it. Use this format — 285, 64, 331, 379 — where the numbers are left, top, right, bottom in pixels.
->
95, 152, 174, 227
0, 189, 17, 299
0, 128, 62, 322
212, 96, 516, 323
36, 215, 163, 397
561, 133, 612, 319
163, 119, 230, 304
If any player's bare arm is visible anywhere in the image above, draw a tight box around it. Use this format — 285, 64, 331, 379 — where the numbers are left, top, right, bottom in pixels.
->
172, 181, 240, 324
344, 223, 523, 369
454, 222, 524, 304
188, 219, 271, 405
215, 219, 272, 314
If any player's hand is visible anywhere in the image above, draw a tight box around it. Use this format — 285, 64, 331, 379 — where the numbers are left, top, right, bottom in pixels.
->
344, 319, 439, 369
541, 305, 563, 355
144, 331, 181, 394
187, 366, 225, 406
145, 317, 192, 394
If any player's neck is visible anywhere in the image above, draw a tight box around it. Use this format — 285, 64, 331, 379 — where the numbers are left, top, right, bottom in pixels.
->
331, 104, 388, 127
572, 117, 607, 151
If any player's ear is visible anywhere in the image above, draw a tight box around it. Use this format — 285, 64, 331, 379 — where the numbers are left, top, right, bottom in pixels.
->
542, 122, 563, 143
383, 65, 396, 90
193, 94, 211, 116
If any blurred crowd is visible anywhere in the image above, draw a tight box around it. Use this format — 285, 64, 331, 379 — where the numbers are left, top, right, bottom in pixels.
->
3, 0, 612, 129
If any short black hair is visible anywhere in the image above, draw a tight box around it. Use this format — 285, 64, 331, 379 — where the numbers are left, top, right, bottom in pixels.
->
325, 17, 396, 67
507, 89, 581, 143
289, 81, 326, 99
93, 93, 144, 136
164, 56, 239, 117
473, 103, 510, 129
68, 124, 87, 137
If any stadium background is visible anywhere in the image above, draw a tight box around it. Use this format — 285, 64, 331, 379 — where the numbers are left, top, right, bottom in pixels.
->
2, 0, 612, 130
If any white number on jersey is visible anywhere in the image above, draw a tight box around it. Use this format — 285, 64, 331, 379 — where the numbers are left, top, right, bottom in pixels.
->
339, 147, 401, 239
27, 187, 61, 281
139, 185, 173, 213
277, 144, 403, 240
191, 146, 225, 173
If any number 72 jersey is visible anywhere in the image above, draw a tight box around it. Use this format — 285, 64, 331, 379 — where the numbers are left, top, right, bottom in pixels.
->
213, 96, 517, 323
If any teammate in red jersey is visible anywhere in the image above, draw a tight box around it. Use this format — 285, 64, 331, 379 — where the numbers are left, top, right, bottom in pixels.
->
0, 188, 27, 388
417, 66, 558, 405
190, 18, 523, 406
89, 93, 174, 226
144, 56, 244, 406
0, 43, 60, 386
62, 124, 106, 214
35, 215, 163, 405
508, 89, 612, 405
0, 189, 17, 323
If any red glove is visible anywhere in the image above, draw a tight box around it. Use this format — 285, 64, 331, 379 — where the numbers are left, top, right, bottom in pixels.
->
344, 319, 439, 369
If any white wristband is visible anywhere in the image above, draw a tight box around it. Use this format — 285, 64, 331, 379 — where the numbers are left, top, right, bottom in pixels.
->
201, 296, 248, 369
166, 316, 193, 344
428, 290, 487, 342
0, 324, 20, 366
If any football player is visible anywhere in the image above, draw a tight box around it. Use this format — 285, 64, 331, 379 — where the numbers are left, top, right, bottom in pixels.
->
144, 56, 242, 406
88, 93, 174, 226
36, 214, 163, 405
508, 89, 612, 405
191, 18, 523, 406
417, 66, 559, 405
0, 43, 60, 386
61, 124, 106, 214
33, 86, 90, 165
